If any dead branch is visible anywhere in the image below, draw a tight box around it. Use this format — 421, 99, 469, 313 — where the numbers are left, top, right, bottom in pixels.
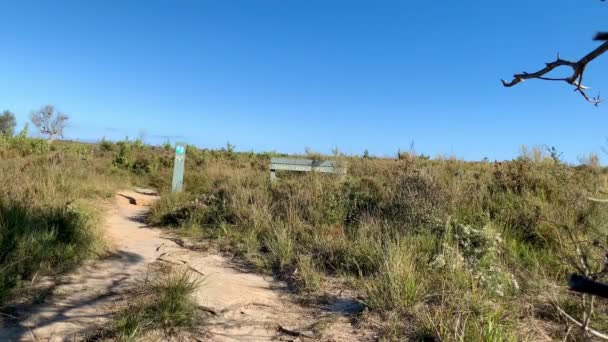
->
156, 256, 205, 276
0, 256, 30, 273
156, 257, 182, 266
185, 264, 205, 277
595, 32, 608, 41
555, 304, 608, 340
502, 37, 608, 105
278, 324, 317, 338
197, 305, 219, 316
563, 325, 574, 342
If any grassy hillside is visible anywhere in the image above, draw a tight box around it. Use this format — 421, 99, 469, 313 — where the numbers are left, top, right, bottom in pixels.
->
2, 133, 608, 340
146, 146, 608, 340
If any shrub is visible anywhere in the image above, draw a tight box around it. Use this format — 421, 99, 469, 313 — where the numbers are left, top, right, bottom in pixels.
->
131, 154, 159, 175
0, 125, 50, 156
380, 170, 446, 232
99, 137, 114, 152
114, 139, 133, 169
53, 142, 93, 159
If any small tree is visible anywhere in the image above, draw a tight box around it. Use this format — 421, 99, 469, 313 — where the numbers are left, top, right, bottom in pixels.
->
225, 141, 235, 154
30, 105, 69, 141
0, 110, 17, 136
332, 146, 340, 158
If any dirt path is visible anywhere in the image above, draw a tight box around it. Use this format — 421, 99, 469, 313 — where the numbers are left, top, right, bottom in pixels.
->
0, 190, 370, 341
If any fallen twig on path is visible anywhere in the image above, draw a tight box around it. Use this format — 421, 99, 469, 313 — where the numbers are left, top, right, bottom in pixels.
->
197, 305, 219, 316
156, 256, 205, 276
278, 324, 316, 339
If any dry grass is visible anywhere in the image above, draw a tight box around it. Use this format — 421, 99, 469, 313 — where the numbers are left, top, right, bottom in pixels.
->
0, 135, 132, 305
146, 145, 608, 340
112, 267, 203, 341
3, 132, 608, 340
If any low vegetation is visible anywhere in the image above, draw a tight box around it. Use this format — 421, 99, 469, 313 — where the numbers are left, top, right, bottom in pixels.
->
147, 146, 608, 340
82, 264, 203, 341
0, 131, 132, 305
112, 266, 202, 341
2, 126, 608, 340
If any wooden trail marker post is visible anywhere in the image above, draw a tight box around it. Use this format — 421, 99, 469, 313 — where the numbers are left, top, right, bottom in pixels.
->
172, 143, 186, 192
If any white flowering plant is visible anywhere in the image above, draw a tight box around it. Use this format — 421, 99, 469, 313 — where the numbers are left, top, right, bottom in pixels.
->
431, 220, 519, 297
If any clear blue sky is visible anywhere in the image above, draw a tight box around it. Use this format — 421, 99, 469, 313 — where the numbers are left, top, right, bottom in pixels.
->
1, 0, 608, 162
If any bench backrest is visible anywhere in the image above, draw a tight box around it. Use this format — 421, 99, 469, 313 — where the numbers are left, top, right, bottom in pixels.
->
269, 158, 345, 180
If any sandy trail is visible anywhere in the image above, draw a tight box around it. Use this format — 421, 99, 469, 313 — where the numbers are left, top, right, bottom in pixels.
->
0, 190, 367, 341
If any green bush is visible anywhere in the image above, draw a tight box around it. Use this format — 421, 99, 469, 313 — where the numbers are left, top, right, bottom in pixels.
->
99, 137, 114, 152
0, 125, 50, 156
114, 139, 133, 169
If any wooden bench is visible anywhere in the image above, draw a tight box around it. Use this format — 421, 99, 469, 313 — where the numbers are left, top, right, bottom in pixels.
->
269, 158, 345, 180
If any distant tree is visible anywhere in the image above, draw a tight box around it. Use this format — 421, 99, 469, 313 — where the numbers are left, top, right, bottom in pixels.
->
99, 137, 115, 152
363, 149, 370, 159
332, 146, 340, 158
29, 105, 69, 141
225, 141, 235, 154
0, 110, 17, 136
546, 146, 563, 163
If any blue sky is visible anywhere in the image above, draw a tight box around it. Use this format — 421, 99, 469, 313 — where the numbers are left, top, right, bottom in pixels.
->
1, 0, 608, 161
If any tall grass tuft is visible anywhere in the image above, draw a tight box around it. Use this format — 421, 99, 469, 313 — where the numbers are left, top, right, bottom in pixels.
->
365, 239, 427, 313
114, 268, 202, 340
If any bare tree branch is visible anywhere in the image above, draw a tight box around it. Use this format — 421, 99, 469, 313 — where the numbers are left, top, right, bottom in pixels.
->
502, 38, 608, 106
555, 304, 608, 340
594, 32, 608, 41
